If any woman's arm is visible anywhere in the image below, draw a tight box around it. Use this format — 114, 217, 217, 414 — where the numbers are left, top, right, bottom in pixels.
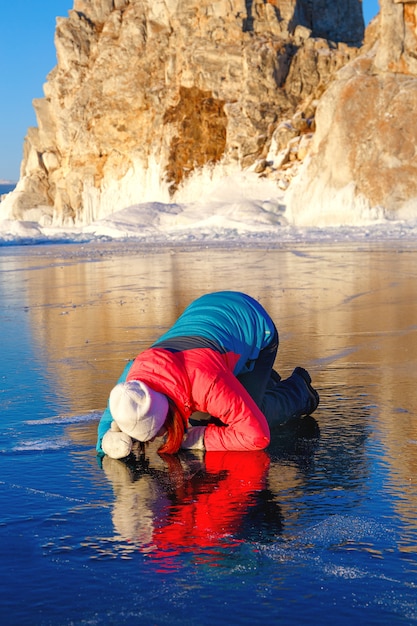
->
200, 370, 271, 452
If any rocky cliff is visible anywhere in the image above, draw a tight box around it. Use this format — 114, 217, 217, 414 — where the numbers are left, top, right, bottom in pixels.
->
287, 0, 417, 225
1, 0, 364, 225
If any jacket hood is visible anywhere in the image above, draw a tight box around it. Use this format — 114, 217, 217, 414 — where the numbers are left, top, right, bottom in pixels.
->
127, 348, 193, 421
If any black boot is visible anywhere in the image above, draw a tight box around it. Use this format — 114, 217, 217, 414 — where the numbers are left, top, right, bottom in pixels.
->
290, 367, 320, 418
261, 366, 319, 427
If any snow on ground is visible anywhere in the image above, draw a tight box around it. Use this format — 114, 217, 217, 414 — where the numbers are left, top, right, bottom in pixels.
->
1, 171, 417, 246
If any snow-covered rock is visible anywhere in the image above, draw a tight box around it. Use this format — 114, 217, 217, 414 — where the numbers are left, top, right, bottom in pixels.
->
1, 0, 363, 226
286, 1, 417, 225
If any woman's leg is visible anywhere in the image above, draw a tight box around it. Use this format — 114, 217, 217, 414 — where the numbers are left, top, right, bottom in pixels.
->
236, 330, 278, 408
237, 326, 319, 428
261, 367, 320, 427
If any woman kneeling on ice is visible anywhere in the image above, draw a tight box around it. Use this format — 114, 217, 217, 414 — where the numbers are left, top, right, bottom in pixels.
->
96, 291, 319, 458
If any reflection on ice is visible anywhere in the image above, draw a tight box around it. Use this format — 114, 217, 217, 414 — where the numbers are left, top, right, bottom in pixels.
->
2, 243, 417, 624
100, 450, 282, 569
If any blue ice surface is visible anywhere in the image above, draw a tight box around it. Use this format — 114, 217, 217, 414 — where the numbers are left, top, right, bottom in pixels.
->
1, 244, 417, 626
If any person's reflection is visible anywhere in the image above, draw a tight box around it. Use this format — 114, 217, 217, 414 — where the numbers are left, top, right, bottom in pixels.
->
268, 415, 320, 464
102, 449, 283, 568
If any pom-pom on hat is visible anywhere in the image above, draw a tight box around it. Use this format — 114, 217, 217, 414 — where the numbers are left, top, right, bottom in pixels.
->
109, 380, 169, 442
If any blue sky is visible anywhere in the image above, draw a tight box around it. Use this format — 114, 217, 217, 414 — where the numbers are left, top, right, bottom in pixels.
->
1, 1, 380, 182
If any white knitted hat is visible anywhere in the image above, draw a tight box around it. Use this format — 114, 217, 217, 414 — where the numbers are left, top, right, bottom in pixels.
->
109, 380, 169, 442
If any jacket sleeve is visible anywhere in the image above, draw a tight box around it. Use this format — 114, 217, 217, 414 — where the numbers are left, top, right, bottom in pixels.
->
96, 359, 134, 456
201, 369, 271, 452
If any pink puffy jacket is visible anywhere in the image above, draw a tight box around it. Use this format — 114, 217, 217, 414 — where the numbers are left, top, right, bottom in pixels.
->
127, 346, 270, 452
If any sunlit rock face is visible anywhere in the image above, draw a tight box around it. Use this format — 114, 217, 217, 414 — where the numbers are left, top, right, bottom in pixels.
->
286, 0, 417, 226
2, 0, 364, 225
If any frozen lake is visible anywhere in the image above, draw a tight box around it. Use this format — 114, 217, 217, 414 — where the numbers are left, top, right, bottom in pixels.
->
1, 240, 417, 625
